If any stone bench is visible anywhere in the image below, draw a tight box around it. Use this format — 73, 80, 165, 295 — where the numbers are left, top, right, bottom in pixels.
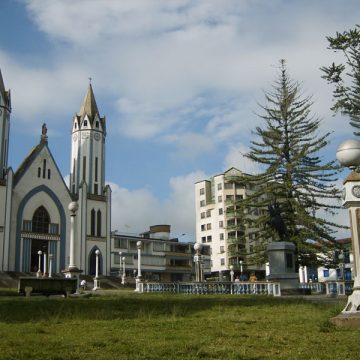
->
18, 277, 77, 297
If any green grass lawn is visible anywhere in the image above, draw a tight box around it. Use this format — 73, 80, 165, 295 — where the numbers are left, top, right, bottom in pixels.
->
0, 292, 359, 360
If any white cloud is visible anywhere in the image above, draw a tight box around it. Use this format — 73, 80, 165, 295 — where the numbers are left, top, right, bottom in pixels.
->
163, 170, 207, 238
110, 170, 207, 240
110, 182, 163, 235
4, 0, 357, 151
223, 144, 262, 175
2, 0, 358, 243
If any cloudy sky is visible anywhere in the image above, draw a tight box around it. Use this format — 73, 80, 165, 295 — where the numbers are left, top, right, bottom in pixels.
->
1, 0, 359, 240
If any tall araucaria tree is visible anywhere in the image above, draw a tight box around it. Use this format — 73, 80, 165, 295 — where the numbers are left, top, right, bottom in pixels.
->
321, 25, 360, 135
243, 60, 345, 267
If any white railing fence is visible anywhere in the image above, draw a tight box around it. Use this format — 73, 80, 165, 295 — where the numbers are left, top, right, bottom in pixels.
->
139, 281, 281, 296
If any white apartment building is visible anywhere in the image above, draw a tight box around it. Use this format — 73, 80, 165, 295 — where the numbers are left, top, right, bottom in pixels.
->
195, 167, 264, 278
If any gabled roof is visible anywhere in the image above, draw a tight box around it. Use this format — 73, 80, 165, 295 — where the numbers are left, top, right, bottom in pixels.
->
13, 133, 71, 198
14, 142, 45, 185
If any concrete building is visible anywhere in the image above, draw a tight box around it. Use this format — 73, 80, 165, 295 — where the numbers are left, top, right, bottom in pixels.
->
312, 238, 353, 283
0, 69, 111, 275
195, 167, 264, 279
111, 225, 211, 282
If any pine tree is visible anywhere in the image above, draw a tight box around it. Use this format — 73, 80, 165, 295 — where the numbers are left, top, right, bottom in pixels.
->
321, 25, 360, 135
243, 60, 344, 267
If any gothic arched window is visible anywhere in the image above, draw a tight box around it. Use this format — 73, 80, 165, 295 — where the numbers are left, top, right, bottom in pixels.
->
32, 206, 50, 233
91, 209, 96, 236
97, 210, 102, 237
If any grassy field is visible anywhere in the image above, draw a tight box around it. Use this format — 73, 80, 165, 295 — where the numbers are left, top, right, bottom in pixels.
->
0, 291, 359, 360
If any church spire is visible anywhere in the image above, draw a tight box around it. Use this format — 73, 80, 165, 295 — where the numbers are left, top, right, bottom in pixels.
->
78, 81, 99, 122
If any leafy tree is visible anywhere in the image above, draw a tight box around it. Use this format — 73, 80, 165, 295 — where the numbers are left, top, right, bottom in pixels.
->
321, 25, 360, 135
243, 60, 344, 267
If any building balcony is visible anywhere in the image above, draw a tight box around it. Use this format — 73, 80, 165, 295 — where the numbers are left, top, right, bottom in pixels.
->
226, 224, 245, 231
224, 175, 245, 184
230, 263, 246, 271
165, 265, 192, 272
228, 250, 246, 258
227, 237, 246, 245
225, 210, 243, 218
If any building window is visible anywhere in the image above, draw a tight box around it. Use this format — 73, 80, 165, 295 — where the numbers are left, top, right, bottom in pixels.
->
114, 238, 128, 249
323, 269, 330, 278
219, 208, 223, 215
200, 200, 205, 207
218, 195, 222, 203
217, 183, 222, 190
220, 233, 224, 240
220, 246, 225, 253
200, 188, 205, 195
97, 210, 102, 237
201, 212, 205, 219
82, 156, 86, 181
95, 157, 98, 182
37, 167, 41, 178
91, 209, 96, 236
201, 236, 206, 243
201, 224, 205, 231
206, 223, 212, 230
83, 120, 88, 126
42, 159, 46, 179
96, 121, 99, 128
207, 235, 212, 242
47, 169, 51, 179
219, 221, 223, 228
32, 206, 50, 234
206, 210, 211, 217
220, 258, 225, 266
94, 183, 98, 194
224, 183, 233, 189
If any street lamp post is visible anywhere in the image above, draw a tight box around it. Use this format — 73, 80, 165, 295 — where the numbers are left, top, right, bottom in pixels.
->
48, 254, 53, 278
43, 252, 47, 277
230, 265, 234, 282
240, 260, 244, 280
118, 251, 122, 278
68, 201, 79, 270
37, 250, 42, 278
194, 243, 203, 282
338, 250, 345, 281
333, 139, 360, 325
122, 256, 126, 285
135, 241, 142, 292
62, 201, 82, 294
93, 249, 101, 290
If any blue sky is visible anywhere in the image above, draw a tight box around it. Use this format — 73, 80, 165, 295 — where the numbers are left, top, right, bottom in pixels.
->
1, 0, 359, 240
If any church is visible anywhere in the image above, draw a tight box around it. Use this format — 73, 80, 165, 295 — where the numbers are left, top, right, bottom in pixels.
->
0, 69, 111, 276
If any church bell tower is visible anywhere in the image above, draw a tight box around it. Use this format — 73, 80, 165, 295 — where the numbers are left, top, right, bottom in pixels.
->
70, 82, 106, 195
